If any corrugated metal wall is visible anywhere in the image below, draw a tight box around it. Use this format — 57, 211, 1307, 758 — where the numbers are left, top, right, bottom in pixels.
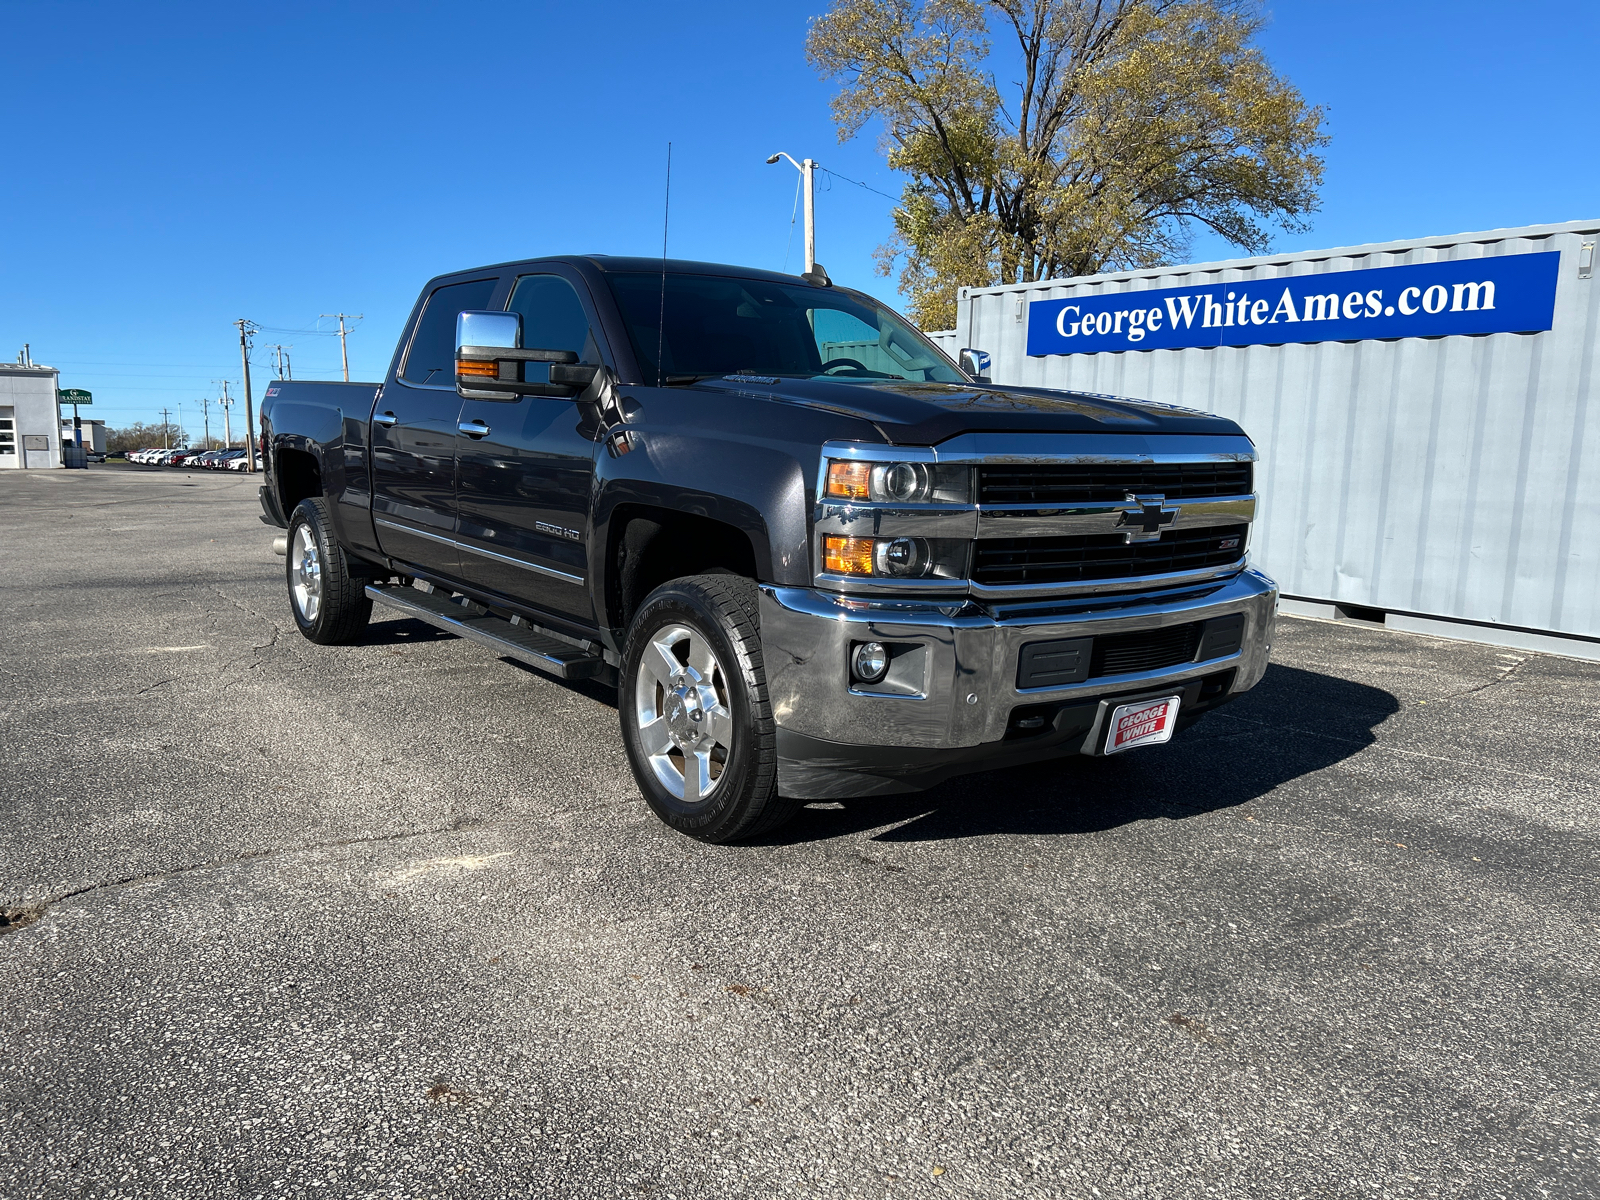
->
946, 221, 1600, 641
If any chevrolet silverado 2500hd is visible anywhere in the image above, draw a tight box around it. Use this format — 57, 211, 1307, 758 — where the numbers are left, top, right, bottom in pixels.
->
258, 256, 1277, 842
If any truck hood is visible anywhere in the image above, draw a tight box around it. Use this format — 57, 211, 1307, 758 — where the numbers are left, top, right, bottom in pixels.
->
694, 376, 1244, 445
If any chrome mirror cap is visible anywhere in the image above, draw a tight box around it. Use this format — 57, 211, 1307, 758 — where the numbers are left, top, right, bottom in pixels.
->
456, 310, 521, 353
958, 347, 991, 382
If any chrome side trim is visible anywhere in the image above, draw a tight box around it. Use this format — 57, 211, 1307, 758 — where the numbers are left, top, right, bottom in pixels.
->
374, 517, 584, 585
459, 539, 584, 585
376, 517, 458, 548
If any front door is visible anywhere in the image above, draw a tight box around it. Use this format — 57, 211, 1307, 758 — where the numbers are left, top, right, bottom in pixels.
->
370, 276, 498, 576
455, 272, 605, 623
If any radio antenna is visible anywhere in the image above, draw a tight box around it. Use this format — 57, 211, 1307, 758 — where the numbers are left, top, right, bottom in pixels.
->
657, 141, 671, 387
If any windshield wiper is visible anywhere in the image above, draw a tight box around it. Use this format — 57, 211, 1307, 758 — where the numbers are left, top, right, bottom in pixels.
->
661, 373, 723, 386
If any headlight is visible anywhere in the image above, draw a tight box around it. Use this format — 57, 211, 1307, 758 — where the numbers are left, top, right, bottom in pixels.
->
825, 460, 969, 504
822, 535, 969, 579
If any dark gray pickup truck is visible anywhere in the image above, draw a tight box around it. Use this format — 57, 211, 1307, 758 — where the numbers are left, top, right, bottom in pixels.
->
258, 255, 1277, 842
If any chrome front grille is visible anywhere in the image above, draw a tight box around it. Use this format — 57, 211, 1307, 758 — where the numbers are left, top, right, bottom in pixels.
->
977, 461, 1252, 505
972, 524, 1249, 587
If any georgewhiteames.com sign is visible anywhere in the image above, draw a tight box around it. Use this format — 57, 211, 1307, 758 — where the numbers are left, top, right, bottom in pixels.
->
1025, 251, 1560, 356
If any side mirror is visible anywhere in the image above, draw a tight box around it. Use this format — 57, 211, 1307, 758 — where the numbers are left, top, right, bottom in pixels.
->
456, 310, 599, 399
958, 347, 991, 383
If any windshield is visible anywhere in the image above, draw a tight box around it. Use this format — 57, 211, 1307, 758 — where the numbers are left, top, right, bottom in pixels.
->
605, 272, 965, 384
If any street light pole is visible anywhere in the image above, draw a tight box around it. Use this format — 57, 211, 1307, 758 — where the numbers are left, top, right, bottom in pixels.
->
766, 152, 818, 276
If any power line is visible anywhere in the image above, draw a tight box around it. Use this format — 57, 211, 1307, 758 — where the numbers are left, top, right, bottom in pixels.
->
818, 166, 901, 204
782, 170, 802, 273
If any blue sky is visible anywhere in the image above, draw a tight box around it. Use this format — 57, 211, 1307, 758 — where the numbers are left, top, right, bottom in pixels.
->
2, 1, 1595, 435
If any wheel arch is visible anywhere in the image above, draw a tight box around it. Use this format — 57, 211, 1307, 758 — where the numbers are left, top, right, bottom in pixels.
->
600, 501, 767, 638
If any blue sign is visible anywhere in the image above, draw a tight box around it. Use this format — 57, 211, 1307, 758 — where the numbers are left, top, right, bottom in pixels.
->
1026, 251, 1561, 356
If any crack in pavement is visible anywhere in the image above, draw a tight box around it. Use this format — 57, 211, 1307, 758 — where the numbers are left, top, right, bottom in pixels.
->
1439, 654, 1528, 702
0, 817, 490, 936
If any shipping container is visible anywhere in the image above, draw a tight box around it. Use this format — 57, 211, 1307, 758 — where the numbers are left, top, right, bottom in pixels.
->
928, 220, 1600, 658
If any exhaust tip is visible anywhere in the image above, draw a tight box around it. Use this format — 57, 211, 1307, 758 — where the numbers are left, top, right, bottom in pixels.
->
271, 535, 287, 557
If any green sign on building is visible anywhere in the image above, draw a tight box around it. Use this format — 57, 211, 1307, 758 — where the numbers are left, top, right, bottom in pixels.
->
58, 388, 92, 405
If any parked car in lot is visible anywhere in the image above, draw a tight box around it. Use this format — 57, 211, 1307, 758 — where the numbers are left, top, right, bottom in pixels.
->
259, 255, 1276, 842
85, 449, 106, 463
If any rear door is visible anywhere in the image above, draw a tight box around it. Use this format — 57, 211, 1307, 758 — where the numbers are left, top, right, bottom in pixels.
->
454, 270, 606, 622
370, 276, 499, 575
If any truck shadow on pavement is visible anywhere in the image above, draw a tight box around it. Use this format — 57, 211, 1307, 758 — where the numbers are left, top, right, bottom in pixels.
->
766, 664, 1400, 844
359, 618, 465, 647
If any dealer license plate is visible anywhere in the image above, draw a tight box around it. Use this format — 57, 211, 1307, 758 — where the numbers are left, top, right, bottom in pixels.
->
1105, 695, 1182, 754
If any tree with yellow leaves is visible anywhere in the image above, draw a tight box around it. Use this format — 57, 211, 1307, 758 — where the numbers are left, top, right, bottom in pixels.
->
806, 0, 1327, 329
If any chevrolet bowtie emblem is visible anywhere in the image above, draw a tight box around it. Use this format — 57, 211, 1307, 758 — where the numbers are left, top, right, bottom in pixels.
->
1117, 493, 1180, 542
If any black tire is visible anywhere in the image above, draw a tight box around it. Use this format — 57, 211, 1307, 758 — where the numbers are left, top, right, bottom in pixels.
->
285, 497, 373, 645
619, 575, 800, 843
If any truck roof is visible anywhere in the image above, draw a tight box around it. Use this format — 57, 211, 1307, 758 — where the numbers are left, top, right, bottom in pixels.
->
436, 255, 809, 288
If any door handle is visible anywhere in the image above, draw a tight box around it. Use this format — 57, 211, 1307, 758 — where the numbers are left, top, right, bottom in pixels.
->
373, 411, 398, 427
459, 419, 491, 438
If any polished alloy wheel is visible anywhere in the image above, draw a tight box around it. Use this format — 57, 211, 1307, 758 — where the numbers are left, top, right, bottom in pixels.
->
290, 524, 323, 623
633, 622, 735, 805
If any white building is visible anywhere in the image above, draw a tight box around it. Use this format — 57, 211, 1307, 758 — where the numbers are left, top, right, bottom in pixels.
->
0, 349, 63, 469
59, 417, 107, 453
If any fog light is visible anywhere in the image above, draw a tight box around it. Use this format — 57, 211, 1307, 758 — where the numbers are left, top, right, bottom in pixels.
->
851, 641, 889, 683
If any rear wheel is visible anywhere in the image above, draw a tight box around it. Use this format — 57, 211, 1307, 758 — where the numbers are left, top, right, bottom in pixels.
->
620, 575, 799, 843
286, 497, 372, 645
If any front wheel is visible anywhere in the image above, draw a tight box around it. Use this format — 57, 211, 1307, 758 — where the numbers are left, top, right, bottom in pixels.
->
286, 497, 372, 645
619, 575, 799, 843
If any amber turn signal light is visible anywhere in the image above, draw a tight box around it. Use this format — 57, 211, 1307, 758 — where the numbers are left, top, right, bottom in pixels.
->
456, 358, 499, 378
824, 535, 875, 576
826, 461, 871, 500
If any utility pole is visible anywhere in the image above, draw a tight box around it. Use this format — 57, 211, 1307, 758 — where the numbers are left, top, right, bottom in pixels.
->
234, 319, 259, 472
158, 407, 172, 449
201, 397, 212, 449
266, 343, 293, 380
320, 313, 363, 382
766, 152, 818, 275
217, 381, 234, 449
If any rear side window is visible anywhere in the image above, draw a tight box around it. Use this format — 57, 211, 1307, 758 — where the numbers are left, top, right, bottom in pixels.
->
401, 278, 498, 385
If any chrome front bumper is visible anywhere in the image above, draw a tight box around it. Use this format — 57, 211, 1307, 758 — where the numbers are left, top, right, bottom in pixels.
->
758, 567, 1278, 757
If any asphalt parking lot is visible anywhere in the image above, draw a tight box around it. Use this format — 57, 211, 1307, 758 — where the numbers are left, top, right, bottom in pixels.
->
2, 467, 1596, 1200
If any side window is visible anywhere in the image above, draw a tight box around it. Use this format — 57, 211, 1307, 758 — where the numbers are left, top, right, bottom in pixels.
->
508, 275, 599, 362
400, 277, 498, 385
